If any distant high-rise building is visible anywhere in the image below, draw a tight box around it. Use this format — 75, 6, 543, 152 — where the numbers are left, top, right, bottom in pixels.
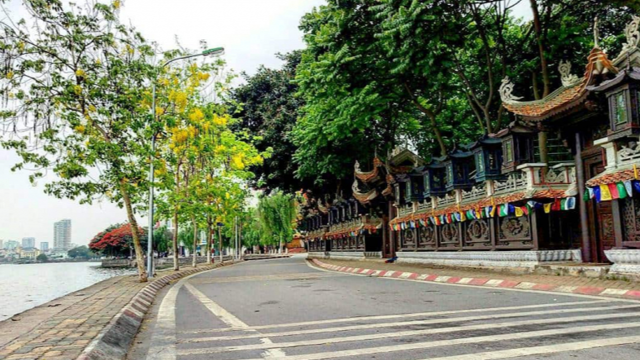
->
5, 240, 19, 250
22, 237, 36, 249
54, 219, 72, 251
40, 242, 49, 251
0, 239, 3, 250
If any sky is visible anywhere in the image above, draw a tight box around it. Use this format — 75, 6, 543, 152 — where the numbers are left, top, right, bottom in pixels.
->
0, 0, 532, 246
0, 0, 325, 246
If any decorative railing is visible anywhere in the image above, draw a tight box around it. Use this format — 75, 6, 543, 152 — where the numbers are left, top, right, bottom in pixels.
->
527, 163, 575, 186
437, 193, 457, 207
398, 204, 414, 218
493, 172, 527, 196
416, 199, 432, 213
461, 185, 487, 203
618, 143, 640, 165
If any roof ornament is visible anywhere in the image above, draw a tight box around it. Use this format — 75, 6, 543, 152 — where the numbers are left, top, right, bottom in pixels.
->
558, 61, 580, 87
499, 76, 522, 103
622, 15, 640, 52
594, 16, 600, 49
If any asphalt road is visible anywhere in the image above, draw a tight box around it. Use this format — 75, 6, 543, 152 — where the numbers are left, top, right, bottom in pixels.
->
129, 256, 640, 360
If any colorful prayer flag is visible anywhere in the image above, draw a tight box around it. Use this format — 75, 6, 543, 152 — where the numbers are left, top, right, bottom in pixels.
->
593, 186, 602, 203
544, 203, 552, 214
600, 184, 612, 201
608, 183, 620, 199
625, 181, 633, 198
617, 182, 627, 199
515, 206, 524, 217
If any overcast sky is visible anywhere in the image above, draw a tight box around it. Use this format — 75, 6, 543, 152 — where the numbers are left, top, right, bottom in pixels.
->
0, 0, 532, 246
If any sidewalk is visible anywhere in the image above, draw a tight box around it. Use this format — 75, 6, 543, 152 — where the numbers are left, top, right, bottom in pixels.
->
0, 263, 229, 360
312, 259, 640, 300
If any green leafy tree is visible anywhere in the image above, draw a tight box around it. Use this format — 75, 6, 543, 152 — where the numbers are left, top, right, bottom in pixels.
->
257, 191, 297, 252
231, 51, 310, 193
153, 226, 172, 253
36, 253, 48, 263
68, 245, 92, 259
0, 0, 154, 281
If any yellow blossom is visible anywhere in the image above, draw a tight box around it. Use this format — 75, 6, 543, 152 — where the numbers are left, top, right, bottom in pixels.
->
6, 71, 14, 79
113, 0, 121, 9
75, 69, 86, 77
88, 105, 97, 112
188, 108, 204, 123
73, 85, 83, 96
230, 154, 245, 170
74, 125, 86, 133
213, 115, 228, 126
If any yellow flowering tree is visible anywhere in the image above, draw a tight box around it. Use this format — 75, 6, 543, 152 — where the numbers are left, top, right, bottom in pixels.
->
153, 59, 267, 268
0, 1, 155, 282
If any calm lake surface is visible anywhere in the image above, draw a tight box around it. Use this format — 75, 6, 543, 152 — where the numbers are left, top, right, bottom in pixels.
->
0, 262, 134, 321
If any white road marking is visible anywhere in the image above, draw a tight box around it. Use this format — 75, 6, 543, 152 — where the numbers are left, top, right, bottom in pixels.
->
184, 283, 249, 329
179, 310, 640, 351
181, 303, 640, 341
417, 335, 640, 360
178, 299, 608, 335
228, 321, 640, 360
146, 271, 210, 360
183, 281, 286, 359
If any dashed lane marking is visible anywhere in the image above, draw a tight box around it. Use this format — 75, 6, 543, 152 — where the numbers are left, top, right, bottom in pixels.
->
177, 299, 608, 335
179, 304, 640, 344
228, 321, 640, 360
416, 335, 640, 360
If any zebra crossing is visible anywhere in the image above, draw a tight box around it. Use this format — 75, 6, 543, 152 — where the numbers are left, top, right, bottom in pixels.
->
139, 258, 640, 360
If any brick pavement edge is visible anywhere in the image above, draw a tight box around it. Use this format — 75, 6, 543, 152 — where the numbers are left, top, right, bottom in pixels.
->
309, 259, 640, 301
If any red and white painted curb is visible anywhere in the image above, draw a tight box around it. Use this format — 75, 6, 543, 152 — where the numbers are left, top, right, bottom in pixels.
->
311, 259, 640, 301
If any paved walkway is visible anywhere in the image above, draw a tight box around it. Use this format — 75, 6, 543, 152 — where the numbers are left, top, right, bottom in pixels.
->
131, 256, 640, 359
0, 264, 210, 360
319, 259, 640, 293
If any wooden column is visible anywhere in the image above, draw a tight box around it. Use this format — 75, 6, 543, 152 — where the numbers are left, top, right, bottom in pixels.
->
611, 199, 624, 248
575, 132, 592, 262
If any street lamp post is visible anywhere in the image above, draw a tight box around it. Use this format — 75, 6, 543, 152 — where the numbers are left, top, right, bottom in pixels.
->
147, 47, 225, 278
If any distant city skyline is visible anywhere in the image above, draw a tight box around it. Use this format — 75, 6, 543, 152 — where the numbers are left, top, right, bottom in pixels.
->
40, 242, 49, 251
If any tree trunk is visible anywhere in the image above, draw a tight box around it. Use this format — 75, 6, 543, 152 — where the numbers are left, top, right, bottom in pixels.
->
530, 0, 551, 97
192, 216, 197, 267
119, 180, 147, 282
207, 215, 212, 264
173, 164, 181, 271
218, 226, 223, 263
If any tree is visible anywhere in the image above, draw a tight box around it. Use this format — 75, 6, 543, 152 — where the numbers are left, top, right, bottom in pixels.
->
231, 51, 309, 194
257, 191, 297, 252
0, 0, 154, 281
294, 0, 419, 192
153, 226, 172, 254
36, 253, 48, 263
68, 245, 92, 259
89, 223, 147, 258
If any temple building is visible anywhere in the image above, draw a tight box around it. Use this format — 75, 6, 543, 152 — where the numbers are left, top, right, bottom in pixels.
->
304, 15, 640, 275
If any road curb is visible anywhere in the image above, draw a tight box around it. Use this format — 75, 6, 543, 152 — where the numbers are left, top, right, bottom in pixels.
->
310, 259, 640, 301
76, 261, 239, 360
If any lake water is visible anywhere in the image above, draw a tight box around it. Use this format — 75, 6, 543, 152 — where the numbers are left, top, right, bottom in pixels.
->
0, 262, 134, 321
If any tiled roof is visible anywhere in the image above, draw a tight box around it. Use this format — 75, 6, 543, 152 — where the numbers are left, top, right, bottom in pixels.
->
503, 81, 587, 121
502, 47, 617, 121
586, 169, 637, 187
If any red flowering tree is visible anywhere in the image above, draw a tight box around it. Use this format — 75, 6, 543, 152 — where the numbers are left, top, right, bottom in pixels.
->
90, 223, 147, 258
